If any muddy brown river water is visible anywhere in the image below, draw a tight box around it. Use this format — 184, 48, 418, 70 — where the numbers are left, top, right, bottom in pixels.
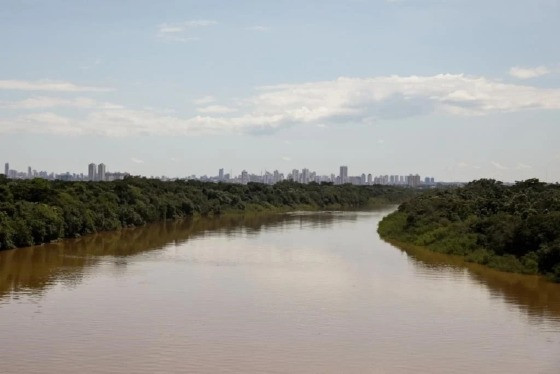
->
1, 209, 559, 373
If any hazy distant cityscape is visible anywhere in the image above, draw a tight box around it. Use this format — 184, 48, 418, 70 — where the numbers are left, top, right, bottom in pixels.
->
3, 161, 436, 187
2, 162, 130, 182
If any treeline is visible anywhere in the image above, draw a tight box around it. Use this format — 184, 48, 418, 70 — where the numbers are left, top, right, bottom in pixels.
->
378, 179, 560, 282
0, 175, 415, 250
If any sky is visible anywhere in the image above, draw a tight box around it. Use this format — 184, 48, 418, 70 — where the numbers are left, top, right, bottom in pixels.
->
1, 0, 559, 182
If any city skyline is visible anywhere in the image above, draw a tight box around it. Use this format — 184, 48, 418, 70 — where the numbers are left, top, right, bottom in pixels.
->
3, 160, 437, 186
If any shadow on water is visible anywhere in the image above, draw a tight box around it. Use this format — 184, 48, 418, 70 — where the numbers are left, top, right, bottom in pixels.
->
0, 212, 353, 301
388, 239, 560, 321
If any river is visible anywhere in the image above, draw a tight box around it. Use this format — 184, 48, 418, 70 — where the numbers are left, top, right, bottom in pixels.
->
1, 209, 559, 373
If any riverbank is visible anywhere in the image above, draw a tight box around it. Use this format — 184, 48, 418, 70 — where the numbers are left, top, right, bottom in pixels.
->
378, 211, 539, 276
377, 180, 560, 283
0, 176, 417, 251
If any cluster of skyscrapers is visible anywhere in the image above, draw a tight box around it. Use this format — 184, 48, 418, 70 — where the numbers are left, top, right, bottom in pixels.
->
3, 162, 60, 180
2, 162, 128, 182
85, 163, 128, 181
3, 161, 435, 187
88, 163, 106, 181
194, 166, 435, 187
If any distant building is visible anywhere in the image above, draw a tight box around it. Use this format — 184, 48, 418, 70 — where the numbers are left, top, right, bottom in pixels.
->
339, 166, 348, 184
241, 170, 249, 184
98, 163, 106, 181
88, 163, 97, 181
301, 168, 310, 184
349, 176, 361, 185
219, 168, 224, 181
292, 169, 300, 183
4, 163, 8, 177
408, 174, 421, 187
367, 173, 372, 185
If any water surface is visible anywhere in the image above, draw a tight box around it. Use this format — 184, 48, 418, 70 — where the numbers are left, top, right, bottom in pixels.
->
1, 210, 559, 373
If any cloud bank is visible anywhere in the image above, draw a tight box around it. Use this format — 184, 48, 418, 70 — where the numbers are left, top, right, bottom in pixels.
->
0, 80, 112, 92
509, 66, 551, 79
1, 74, 560, 136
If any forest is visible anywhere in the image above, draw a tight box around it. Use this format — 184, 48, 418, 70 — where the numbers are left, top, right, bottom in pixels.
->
0, 175, 415, 250
378, 179, 560, 282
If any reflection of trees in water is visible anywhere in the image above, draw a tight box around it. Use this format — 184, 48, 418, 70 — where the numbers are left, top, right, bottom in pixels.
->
390, 240, 560, 320
0, 212, 345, 300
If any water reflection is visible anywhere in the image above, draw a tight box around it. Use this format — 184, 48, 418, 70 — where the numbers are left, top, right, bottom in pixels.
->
2, 210, 559, 322
390, 240, 560, 320
0, 212, 351, 301
1, 210, 560, 373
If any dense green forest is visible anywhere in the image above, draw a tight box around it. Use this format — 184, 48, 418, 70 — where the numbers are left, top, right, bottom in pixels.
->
0, 175, 415, 250
378, 179, 560, 282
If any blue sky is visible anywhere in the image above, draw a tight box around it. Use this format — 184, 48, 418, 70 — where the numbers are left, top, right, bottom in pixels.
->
1, 0, 559, 181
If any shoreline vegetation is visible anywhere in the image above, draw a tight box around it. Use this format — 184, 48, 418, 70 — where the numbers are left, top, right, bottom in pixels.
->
378, 179, 560, 282
0, 175, 416, 251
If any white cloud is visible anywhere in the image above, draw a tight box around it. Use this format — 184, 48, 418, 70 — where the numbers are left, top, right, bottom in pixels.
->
2, 74, 560, 137
0, 97, 98, 109
282, 156, 292, 161
12, 112, 82, 135
131, 157, 144, 164
0, 80, 112, 92
516, 162, 532, 169
196, 105, 237, 114
249, 74, 560, 121
157, 19, 216, 42
509, 66, 551, 79
245, 25, 270, 32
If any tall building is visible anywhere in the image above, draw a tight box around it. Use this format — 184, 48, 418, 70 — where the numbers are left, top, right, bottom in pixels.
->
292, 169, 300, 183
97, 163, 106, 181
273, 170, 282, 184
367, 173, 372, 185
4, 163, 8, 177
219, 168, 224, 181
241, 170, 249, 184
408, 174, 421, 187
27, 166, 32, 178
339, 166, 348, 184
88, 163, 97, 181
301, 168, 310, 184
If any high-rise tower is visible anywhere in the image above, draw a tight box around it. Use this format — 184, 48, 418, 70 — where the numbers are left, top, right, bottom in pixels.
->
339, 166, 348, 184
88, 163, 97, 181
97, 163, 106, 181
